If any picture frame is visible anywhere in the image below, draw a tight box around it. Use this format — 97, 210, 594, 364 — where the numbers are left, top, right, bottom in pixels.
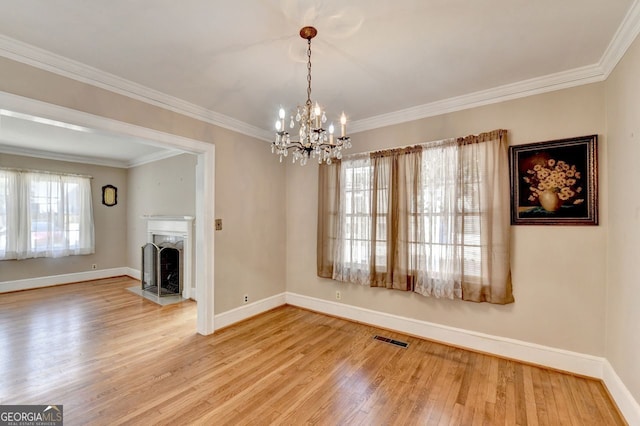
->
102, 184, 118, 207
509, 135, 598, 225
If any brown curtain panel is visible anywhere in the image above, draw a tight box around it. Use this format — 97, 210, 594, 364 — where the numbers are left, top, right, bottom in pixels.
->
458, 129, 513, 304
369, 147, 422, 290
317, 160, 341, 278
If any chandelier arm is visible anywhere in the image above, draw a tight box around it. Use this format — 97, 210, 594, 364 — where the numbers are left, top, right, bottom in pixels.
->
286, 142, 305, 149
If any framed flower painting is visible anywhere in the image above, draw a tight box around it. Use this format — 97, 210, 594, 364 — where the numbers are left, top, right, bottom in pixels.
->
509, 135, 598, 225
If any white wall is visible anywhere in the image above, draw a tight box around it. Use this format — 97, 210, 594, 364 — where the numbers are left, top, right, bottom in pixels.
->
286, 83, 607, 356
605, 33, 640, 403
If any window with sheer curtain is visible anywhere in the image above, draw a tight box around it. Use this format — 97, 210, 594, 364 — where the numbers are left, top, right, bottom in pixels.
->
318, 129, 513, 304
0, 169, 95, 260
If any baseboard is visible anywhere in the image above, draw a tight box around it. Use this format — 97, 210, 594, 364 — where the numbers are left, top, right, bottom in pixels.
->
284, 292, 640, 423
284, 292, 604, 378
125, 267, 140, 280
603, 359, 640, 424
214, 293, 287, 330
0, 267, 131, 293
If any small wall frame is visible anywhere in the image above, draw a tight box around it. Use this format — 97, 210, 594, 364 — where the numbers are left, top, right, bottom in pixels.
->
102, 184, 118, 207
509, 135, 598, 225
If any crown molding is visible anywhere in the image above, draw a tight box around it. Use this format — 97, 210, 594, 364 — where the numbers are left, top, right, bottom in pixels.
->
126, 149, 184, 168
0, 142, 183, 169
0, 35, 272, 142
1, 0, 639, 138
599, 0, 640, 77
0, 143, 130, 168
0, 92, 184, 169
349, 63, 606, 134
350, 0, 640, 134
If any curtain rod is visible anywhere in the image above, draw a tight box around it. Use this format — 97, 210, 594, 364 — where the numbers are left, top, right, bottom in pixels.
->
341, 129, 507, 161
0, 166, 93, 179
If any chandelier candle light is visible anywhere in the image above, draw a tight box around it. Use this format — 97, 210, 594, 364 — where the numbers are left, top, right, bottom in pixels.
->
272, 26, 351, 165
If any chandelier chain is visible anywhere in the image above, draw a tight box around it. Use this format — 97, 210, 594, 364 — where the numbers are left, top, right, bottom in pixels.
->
306, 38, 312, 107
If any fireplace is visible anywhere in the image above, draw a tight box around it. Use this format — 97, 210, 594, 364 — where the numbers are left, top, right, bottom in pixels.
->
142, 216, 194, 299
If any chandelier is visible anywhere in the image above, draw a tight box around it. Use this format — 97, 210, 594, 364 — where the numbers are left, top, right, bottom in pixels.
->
272, 26, 351, 165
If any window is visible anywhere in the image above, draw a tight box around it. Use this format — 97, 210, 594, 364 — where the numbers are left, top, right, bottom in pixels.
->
413, 144, 482, 283
343, 157, 374, 268
0, 169, 94, 260
318, 129, 513, 304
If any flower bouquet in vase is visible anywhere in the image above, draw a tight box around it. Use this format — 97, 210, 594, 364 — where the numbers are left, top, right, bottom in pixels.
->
523, 158, 583, 212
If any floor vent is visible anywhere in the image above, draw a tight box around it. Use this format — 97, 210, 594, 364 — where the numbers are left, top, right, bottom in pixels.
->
373, 335, 409, 348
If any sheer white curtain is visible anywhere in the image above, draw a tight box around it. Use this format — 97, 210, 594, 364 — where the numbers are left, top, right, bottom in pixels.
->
412, 139, 463, 299
332, 153, 373, 285
0, 170, 94, 260
413, 131, 512, 303
0, 171, 20, 259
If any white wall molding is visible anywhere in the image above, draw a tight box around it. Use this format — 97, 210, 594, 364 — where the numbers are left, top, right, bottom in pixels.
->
214, 293, 287, 330
0, 267, 130, 293
0, 142, 184, 169
603, 360, 640, 425
2, 30, 607, 138
349, 64, 607, 134
284, 292, 640, 423
285, 292, 604, 378
0, 34, 272, 142
2, 1, 640, 139
125, 268, 140, 280
183, 289, 604, 378
0, 143, 130, 168
600, 0, 640, 77
126, 150, 184, 168
339, 0, 640, 134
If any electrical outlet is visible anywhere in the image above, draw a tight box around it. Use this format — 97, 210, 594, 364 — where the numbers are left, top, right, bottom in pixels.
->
243, 294, 249, 304
336, 290, 341, 300
215, 219, 222, 231
91, 264, 97, 270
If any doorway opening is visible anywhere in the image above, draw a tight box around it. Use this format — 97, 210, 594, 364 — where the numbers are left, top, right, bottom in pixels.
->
0, 91, 216, 335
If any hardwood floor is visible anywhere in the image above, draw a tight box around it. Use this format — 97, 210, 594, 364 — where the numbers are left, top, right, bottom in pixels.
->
0, 277, 625, 425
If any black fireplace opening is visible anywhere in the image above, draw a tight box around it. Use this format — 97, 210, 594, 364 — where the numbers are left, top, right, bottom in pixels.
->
141, 241, 183, 297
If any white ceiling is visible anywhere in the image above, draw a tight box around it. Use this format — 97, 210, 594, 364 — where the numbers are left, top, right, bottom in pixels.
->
0, 0, 638, 164
0, 110, 181, 168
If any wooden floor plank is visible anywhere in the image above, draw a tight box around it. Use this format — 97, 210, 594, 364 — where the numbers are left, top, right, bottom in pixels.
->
0, 277, 626, 425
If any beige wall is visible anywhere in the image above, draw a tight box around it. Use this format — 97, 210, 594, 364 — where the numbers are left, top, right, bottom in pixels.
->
126, 153, 197, 270
0, 57, 287, 313
0, 153, 128, 281
286, 83, 607, 356
605, 34, 640, 402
